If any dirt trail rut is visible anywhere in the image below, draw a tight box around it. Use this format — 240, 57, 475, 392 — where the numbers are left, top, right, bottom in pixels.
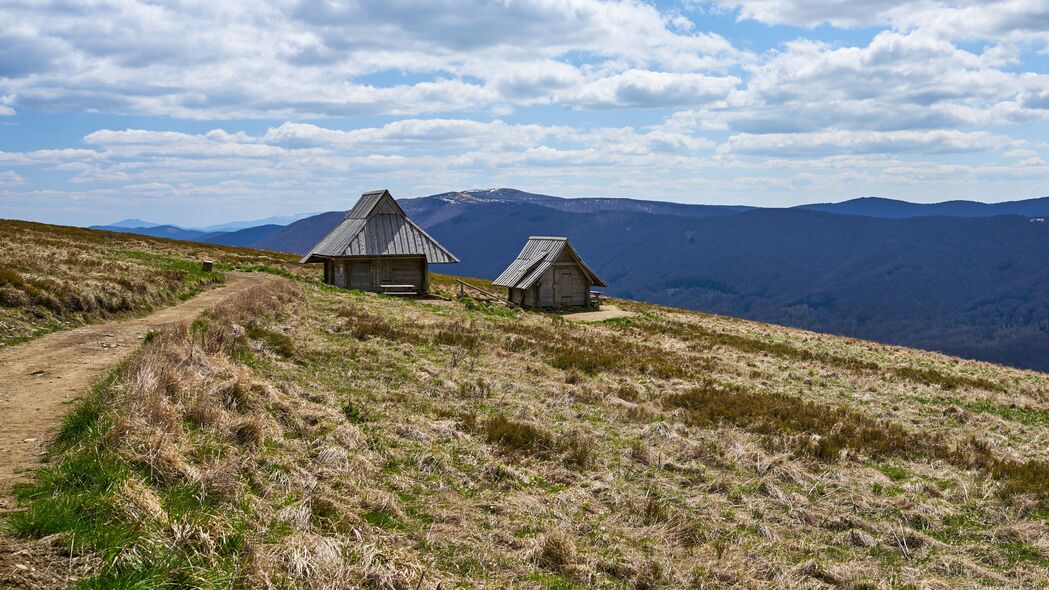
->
0, 272, 279, 495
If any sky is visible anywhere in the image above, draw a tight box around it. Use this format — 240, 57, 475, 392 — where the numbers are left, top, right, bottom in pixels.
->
2, 1, 1049, 227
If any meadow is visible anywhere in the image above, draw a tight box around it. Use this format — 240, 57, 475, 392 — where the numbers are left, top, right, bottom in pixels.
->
1, 226, 1048, 589
0, 220, 303, 347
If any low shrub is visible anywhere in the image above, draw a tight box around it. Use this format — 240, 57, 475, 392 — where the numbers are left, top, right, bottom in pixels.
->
534, 531, 577, 571
342, 402, 366, 423
247, 325, 295, 358
666, 379, 930, 460
559, 430, 594, 468
433, 320, 481, 350
665, 378, 1049, 506
564, 367, 582, 384
232, 417, 266, 447
337, 303, 407, 341
483, 414, 557, 458
481, 414, 595, 468
500, 322, 693, 378
647, 318, 1004, 392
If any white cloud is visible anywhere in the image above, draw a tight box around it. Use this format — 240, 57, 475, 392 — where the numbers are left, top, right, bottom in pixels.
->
0, 170, 23, 186
563, 69, 739, 108
260, 119, 570, 150
0, 94, 14, 116
0, 0, 744, 118
5, 1, 1049, 224
670, 29, 1049, 140
6, 115, 1048, 227
719, 129, 1014, 157
715, 0, 1049, 44
712, 0, 908, 28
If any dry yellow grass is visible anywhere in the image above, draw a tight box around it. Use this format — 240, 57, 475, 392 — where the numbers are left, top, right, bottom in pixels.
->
0, 219, 303, 346
3, 234, 1049, 589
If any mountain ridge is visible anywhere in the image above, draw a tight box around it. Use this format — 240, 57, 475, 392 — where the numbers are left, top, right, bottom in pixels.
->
797, 195, 1049, 218
84, 188, 1049, 371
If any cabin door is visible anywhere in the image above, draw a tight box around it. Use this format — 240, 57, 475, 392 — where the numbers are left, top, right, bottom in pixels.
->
377, 259, 394, 286
553, 268, 584, 306
350, 261, 373, 290
333, 261, 347, 288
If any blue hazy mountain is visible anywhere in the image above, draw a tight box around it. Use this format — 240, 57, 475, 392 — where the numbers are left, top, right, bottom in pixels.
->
89, 224, 212, 241
201, 224, 284, 247
797, 196, 1049, 218
104, 218, 163, 228
197, 213, 320, 233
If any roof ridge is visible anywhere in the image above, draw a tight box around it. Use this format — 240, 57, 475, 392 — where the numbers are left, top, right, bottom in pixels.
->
345, 189, 401, 219
300, 189, 457, 264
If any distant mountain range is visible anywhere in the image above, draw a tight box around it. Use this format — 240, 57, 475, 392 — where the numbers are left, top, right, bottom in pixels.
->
105, 218, 164, 229
90, 189, 1049, 371
89, 212, 318, 244
796, 195, 1049, 219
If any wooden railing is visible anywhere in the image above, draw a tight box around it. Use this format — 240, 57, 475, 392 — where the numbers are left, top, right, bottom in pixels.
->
456, 280, 518, 307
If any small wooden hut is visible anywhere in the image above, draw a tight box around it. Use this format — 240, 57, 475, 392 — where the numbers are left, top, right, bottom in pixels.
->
300, 189, 458, 294
493, 236, 606, 309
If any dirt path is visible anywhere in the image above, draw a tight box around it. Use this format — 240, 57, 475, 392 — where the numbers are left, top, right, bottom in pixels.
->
0, 272, 279, 496
562, 304, 637, 322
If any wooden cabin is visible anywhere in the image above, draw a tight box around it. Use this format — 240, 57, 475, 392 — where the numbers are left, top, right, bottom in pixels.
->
300, 189, 458, 294
493, 236, 607, 309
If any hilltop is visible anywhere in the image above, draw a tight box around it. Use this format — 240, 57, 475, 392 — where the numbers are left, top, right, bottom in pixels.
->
87, 188, 1049, 373
0, 221, 1047, 589
0, 220, 304, 347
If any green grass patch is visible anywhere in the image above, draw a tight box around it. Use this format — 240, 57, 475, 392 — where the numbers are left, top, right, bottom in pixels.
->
878, 464, 909, 481
247, 325, 296, 358
961, 399, 1049, 426
5, 364, 249, 588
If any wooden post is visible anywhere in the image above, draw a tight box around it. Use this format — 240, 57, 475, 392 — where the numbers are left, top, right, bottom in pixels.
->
201, 260, 214, 272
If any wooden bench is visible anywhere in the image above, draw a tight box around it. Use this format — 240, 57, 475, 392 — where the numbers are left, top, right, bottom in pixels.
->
380, 284, 418, 296
589, 290, 603, 308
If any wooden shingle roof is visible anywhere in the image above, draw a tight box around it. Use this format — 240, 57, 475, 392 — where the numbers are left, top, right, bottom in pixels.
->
300, 189, 459, 264
492, 236, 606, 289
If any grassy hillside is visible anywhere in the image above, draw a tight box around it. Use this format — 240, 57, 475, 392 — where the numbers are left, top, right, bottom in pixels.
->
0, 220, 303, 346
2, 227, 1049, 589
248, 192, 1049, 373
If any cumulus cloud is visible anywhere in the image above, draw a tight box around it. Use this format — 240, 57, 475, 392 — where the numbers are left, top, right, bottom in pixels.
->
715, 0, 1049, 43
1020, 89, 1049, 110
0, 94, 16, 116
712, 0, 908, 28
4, 1, 1049, 223
564, 70, 739, 108
0, 0, 744, 118
3, 115, 1044, 225
672, 29, 1049, 140
719, 129, 1013, 157
0, 170, 24, 186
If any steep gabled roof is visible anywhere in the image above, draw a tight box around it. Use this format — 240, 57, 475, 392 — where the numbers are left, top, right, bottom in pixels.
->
492, 236, 607, 289
345, 189, 406, 219
300, 189, 459, 264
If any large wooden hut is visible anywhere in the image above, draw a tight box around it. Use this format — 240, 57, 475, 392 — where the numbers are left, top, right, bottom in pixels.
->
493, 236, 606, 309
300, 189, 458, 294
